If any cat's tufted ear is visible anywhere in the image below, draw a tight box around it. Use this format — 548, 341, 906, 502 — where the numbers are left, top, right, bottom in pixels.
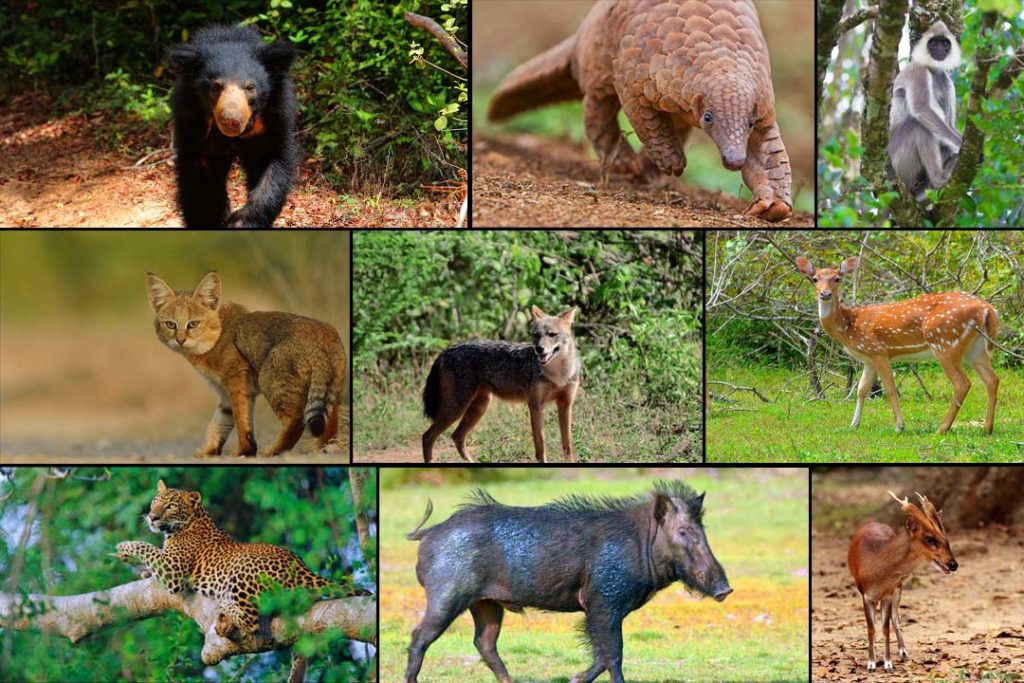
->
146, 273, 176, 313
157, 480, 167, 493
193, 271, 221, 311
187, 491, 202, 505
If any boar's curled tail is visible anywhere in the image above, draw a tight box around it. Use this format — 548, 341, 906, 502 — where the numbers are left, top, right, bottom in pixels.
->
423, 356, 442, 419
407, 499, 434, 540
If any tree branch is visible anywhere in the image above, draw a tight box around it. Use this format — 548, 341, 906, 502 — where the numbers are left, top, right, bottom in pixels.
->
861, 0, 907, 189
934, 11, 998, 226
404, 12, 467, 69
837, 6, 879, 37
0, 580, 376, 666
989, 42, 1024, 98
815, 0, 846, 125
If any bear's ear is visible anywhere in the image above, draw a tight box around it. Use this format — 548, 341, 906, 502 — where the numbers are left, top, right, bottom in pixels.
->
167, 44, 203, 73
260, 41, 296, 73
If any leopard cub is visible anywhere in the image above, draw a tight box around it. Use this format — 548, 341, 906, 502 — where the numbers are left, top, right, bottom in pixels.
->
117, 480, 349, 639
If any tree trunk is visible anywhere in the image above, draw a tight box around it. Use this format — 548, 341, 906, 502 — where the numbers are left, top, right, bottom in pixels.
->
0, 579, 376, 666
912, 467, 1024, 529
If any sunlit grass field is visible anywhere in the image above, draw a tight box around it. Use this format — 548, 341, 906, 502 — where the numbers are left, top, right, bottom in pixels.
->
707, 365, 1024, 462
380, 471, 809, 682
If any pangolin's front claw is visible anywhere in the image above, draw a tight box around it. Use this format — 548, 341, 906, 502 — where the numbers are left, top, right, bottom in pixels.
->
744, 198, 792, 221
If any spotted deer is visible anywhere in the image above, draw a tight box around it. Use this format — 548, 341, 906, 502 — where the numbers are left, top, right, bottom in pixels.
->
795, 256, 999, 434
847, 491, 957, 672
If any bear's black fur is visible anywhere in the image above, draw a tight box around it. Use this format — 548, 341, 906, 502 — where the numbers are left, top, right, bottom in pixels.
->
168, 25, 298, 228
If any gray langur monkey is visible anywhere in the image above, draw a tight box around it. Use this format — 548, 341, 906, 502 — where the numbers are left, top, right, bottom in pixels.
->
887, 21, 963, 201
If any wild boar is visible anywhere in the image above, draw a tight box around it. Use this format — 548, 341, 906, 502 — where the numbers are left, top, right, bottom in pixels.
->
404, 480, 732, 683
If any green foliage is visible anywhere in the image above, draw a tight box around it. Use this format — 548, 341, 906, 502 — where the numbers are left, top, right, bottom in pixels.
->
0, 0, 465, 187
0, 467, 375, 682
256, 0, 466, 188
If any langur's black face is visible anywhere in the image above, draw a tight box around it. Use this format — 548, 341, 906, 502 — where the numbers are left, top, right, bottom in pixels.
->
928, 35, 952, 61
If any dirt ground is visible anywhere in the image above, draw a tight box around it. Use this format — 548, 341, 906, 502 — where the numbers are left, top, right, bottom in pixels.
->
472, 134, 815, 228
354, 443, 546, 464
0, 93, 459, 228
0, 322, 349, 462
812, 481, 1024, 682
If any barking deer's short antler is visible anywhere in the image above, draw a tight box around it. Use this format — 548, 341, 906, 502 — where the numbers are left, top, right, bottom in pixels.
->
848, 491, 957, 673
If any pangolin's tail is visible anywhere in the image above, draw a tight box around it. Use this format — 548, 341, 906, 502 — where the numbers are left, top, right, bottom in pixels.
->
487, 34, 582, 121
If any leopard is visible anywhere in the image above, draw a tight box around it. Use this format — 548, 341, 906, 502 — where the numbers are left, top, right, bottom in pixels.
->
116, 479, 356, 639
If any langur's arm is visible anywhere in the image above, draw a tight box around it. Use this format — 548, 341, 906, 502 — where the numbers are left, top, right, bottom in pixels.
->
905, 72, 962, 148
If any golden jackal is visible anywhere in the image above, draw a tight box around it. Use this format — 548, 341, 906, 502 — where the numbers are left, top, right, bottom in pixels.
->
146, 271, 346, 457
421, 306, 581, 463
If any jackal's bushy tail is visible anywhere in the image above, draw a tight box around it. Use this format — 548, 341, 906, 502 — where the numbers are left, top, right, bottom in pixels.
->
423, 356, 442, 419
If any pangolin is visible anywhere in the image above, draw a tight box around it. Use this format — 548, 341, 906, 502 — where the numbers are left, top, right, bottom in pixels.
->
488, 0, 793, 221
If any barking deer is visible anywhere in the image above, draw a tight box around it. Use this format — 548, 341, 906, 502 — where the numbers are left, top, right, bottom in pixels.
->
795, 256, 999, 434
848, 491, 957, 672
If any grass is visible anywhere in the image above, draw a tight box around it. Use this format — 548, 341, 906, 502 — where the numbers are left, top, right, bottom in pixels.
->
380, 471, 809, 682
354, 363, 703, 462
707, 364, 1024, 462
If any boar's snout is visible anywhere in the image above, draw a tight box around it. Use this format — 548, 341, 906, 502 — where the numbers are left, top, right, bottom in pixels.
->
712, 583, 733, 602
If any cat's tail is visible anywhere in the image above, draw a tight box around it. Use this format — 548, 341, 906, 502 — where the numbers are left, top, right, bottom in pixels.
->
304, 365, 332, 437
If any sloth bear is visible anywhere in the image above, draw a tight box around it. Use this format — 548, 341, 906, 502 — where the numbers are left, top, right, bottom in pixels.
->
167, 25, 298, 228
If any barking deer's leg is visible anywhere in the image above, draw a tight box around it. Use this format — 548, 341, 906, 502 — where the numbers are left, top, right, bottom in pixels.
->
861, 593, 877, 671
852, 364, 878, 429
873, 357, 905, 433
881, 597, 894, 672
935, 349, 971, 434
892, 583, 908, 661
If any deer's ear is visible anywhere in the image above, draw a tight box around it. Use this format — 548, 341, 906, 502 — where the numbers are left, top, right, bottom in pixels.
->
795, 257, 815, 278
839, 257, 858, 275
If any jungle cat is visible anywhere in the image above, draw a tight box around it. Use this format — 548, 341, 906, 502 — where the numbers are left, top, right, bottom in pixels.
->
146, 271, 346, 457
116, 480, 357, 639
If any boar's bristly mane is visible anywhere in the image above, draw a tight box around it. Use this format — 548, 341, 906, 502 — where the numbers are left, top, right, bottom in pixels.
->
458, 481, 705, 523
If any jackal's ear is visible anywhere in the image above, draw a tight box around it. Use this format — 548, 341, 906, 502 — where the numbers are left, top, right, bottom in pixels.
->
559, 306, 577, 324
530, 305, 547, 320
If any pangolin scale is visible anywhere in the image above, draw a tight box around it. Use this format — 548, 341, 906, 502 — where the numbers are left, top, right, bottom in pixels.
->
488, 0, 793, 222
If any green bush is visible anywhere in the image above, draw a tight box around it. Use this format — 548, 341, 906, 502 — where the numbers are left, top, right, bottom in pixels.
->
353, 230, 703, 407
0, 0, 465, 189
